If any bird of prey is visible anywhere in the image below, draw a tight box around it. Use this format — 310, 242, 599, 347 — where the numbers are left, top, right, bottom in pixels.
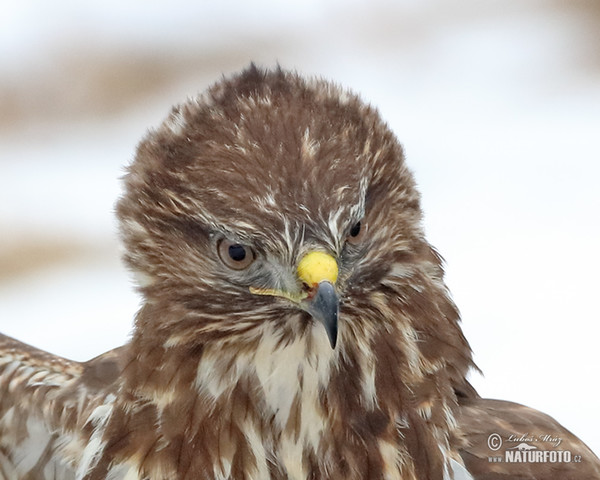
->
1, 65, 598, 480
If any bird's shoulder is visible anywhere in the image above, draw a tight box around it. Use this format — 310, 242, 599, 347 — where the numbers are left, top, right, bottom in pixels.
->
0, 334, 126, 479
456, 396, 600, 480
0, 333, 82, 384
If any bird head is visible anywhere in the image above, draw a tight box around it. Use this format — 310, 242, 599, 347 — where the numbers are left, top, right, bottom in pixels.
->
116, 66, 462, 367
115, 67, 474, 479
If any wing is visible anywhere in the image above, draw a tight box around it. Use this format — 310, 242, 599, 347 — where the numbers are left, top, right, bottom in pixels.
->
0, 334, 125, 479
455, 396, 600, 480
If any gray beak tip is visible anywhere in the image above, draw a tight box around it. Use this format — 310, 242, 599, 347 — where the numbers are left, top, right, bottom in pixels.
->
305, 281, 339, 349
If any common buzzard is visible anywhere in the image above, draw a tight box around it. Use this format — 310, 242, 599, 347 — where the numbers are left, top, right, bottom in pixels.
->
1, 65, 598, 480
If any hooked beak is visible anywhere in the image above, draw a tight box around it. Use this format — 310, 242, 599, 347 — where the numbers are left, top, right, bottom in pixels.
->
303, 280, 339, 348
297, 251, 340, 349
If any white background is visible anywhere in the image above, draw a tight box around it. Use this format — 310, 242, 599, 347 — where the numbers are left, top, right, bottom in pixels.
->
1, 0, 599, 456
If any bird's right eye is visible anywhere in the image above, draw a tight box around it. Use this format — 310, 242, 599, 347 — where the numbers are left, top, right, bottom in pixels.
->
217, 239, 256, 270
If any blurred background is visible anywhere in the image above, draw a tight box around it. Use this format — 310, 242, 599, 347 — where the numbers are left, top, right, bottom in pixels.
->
1, 0, 599, 455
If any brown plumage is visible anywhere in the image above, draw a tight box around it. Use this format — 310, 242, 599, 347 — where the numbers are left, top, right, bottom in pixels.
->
0, 65, 598, 480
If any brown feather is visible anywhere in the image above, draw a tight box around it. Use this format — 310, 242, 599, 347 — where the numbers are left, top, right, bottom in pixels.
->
0, 65, 596, 480
455, 396, 600, 479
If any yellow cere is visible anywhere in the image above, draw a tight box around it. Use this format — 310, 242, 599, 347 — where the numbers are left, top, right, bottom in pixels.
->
297, 251, 339, 286
248, 251, 338, 302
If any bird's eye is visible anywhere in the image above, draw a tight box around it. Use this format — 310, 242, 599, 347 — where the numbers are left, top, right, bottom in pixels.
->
347, 220, 367, 245
217, 239, 256, 270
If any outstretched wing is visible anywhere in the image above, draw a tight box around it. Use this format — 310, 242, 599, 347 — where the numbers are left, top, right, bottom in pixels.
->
456, 396, 600, 480
0, 334, 124, 479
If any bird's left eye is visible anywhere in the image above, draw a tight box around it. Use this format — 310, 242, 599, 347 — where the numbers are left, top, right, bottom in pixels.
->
217, 239, 256, 270
347, 220, 367, 244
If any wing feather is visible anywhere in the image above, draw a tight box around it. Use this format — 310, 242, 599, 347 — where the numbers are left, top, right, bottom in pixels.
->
0, 334, 125, 479
456, 396, 600, 480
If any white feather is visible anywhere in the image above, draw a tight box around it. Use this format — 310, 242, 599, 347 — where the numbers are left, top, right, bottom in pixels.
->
76, 397, 115, 480
447, 458, 474, 480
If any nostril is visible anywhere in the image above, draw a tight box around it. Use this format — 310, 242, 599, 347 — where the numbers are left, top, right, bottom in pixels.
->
302, 282, 318, 299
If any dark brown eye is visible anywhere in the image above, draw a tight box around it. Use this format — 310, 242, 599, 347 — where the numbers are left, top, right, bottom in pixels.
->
347, 220, 367, 245
217, 239, 255, 270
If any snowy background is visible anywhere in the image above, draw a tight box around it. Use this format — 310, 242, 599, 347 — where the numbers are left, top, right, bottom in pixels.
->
1, 0, 599, 456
